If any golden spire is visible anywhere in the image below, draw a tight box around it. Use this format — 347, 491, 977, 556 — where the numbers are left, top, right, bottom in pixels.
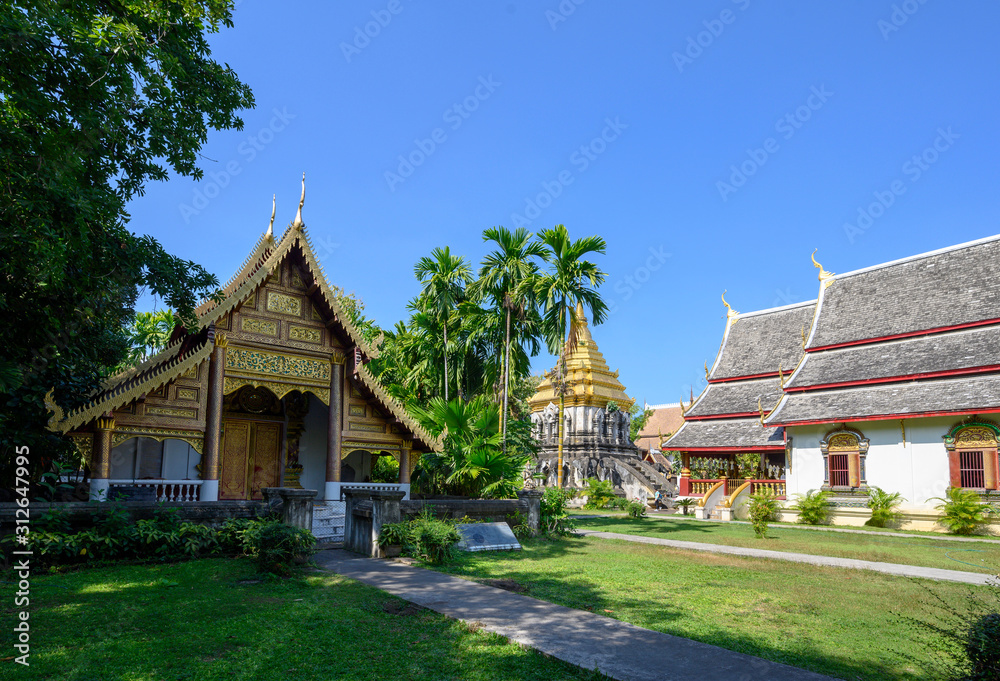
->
811, 249, 835, 289
293, 172, 306, 228
266, 194, 276, 239
721, 290, 739, 324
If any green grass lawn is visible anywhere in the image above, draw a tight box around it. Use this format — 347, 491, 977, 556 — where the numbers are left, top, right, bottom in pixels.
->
8, 558, 607, 681
570, 515, 1000, 574
433, 535, 991, 681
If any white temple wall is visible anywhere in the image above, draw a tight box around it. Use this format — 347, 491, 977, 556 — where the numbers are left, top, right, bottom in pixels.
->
785, 413, 1000, 533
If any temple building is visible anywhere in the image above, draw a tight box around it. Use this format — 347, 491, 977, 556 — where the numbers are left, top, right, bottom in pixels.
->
48, 178, 437, 516
668, 235, 1000, 531
529, 304, 671, 500
665, 297, 814, 519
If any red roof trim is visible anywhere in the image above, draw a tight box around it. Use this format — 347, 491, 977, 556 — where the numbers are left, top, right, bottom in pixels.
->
806, 318, 1000, 352
770, 407, 1000, 428
684, 412, 765, 421
786, 365, 1000, 392
661, 445, 785, 452
709, 372, 780, 384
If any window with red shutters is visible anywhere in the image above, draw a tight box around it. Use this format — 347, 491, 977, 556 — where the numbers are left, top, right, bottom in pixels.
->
829, 453, 849, 487
959, 450, 986, 489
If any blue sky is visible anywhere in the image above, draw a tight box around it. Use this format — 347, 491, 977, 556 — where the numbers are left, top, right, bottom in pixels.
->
128, 0, 1000, 407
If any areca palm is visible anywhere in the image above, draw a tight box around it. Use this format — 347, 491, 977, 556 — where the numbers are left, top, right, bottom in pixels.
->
414, 247, 472, 401
470, 226, 548, 447
534, 224, 608, 487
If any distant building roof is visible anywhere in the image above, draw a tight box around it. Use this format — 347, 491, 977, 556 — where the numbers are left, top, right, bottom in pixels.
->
634, 403, 684, 451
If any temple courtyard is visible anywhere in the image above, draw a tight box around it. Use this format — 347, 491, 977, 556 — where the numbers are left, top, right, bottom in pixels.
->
23, 522, 995, 681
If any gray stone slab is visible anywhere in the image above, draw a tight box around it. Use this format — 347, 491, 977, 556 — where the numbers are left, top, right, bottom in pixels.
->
455, 521, 521, 552
315, 549, 835, 681
577, 530, 996, 585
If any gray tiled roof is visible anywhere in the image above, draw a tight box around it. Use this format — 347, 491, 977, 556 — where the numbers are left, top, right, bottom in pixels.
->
766, 372, 1000, 425
664, 417, 785, 450
710, 302, 815, 380
788, 325, 1000, 389
808, 236, 1000, 349
685, 377, 783, 418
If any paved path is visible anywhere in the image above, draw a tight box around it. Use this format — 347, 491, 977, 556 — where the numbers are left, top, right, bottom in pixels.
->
315, 549, 834, 681
576, 529, 997, 585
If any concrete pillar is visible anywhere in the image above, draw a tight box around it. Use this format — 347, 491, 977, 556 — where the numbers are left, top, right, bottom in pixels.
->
343, 488, 404, 558
261, 488, 318, 531
517, 489, 543, 535
89, 416, 114, 501
325, 353, 345, 502
201, 331, 228, 502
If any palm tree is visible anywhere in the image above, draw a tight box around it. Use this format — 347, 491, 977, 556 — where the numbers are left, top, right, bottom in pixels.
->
414, 247, 472, 401
469, 227, 547, 447
126, 309, 177, 363
534, 225, 608, 487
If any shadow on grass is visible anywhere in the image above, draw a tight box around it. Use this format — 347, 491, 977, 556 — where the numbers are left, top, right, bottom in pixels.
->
433, 536, 936, 681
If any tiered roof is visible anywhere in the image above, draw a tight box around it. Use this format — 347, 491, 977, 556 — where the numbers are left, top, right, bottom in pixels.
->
53, 186, 438, 451
529, 303, 634, 412
666, 300, 814, 451
767, 235, 1000, 426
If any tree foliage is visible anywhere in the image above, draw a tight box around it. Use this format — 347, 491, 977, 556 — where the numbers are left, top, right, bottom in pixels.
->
0, 0, 254, 485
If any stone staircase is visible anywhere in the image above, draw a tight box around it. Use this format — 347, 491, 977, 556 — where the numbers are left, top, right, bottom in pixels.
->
311, 501, 346, 544
616, 459, 674, 506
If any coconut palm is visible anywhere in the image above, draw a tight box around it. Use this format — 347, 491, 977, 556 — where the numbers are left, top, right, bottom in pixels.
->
414, 247, 472, 401
534, 225, 607, 486
126, 309, 177, 364
469, 226, 547, 448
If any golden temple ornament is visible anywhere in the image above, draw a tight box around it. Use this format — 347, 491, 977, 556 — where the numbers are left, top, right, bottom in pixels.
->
721, 290, 739, 325
811, 249, 835, 289
293, 172, 306, 228
266, 194, 276, 239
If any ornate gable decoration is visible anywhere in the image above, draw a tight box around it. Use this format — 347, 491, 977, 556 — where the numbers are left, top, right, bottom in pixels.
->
943, 418, 1000, 451
819, 426, 870, 455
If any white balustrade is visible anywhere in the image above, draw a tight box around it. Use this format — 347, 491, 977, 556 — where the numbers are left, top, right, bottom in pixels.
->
107, 480, 203, 502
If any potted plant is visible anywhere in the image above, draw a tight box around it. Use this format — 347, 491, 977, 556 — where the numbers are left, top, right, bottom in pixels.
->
377, 521, 411, 558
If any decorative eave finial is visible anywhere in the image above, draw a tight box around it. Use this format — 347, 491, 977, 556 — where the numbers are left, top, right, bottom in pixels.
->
758, 396, 766, 426
801, 324, 807, 350
704, 361, 710, 380
778, 363, 786, 388
266, 194, 276, 239
679, 395, 688, 416
721, 290, 739, 325
811, 249, 835, 290
293, 172, 306, 228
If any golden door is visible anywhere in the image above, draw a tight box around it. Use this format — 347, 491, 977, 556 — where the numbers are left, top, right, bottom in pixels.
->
219, 420, 283, 500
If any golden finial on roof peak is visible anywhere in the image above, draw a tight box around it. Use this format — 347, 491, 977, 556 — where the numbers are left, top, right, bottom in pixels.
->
811, 249, 835, 289
293, 172, 306, 228
721, 290, 739, 323
266, 194, 276, 239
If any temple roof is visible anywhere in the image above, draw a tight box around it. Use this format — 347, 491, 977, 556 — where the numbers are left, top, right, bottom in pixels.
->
766, 372, 1000, 425
709, 301, 816, 381
806, 235, 1000, 350
684, 377, 783, 419
529, 303, 634, 412
664, 417, 785, 451
53, 195, 439, 451
786, 324, 1000, 390
634, 403, 685, 451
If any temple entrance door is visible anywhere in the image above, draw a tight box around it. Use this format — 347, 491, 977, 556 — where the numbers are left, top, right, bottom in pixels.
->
219, 419, 283, 500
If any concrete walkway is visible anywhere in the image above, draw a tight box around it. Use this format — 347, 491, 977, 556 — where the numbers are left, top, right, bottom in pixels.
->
315, 549, 835, 681
576, 529, 997, 585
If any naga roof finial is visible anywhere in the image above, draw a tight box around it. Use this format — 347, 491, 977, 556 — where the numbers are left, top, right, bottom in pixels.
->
266, 194, 276, 239
721, 289, 738, 323
758, 396, 766, 426
293, 172, 306, 227
811, 249, 835, 289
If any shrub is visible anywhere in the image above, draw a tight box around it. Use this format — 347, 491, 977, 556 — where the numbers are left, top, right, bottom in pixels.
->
218, 517, 254, 553
241, 520, 315, 575
792, 489, 832, 525
866, 486, 904, 528
747, 488, 780, 538
965, 611, 1000, 680
931, 487, 996, 536
408, 512, 460, 565
583, 477, 617, 509
377, 521, 413, 548
540, 487, 576, 536
625, 500, 647, 519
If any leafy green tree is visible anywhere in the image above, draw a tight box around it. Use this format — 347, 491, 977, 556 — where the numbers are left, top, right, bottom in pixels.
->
410, 396, 528, 498
123, 309, 177, 365
469, 227, 547, 446
534, 225, 607, 486
414, 247, 472, 401
0, 1, 254, 485
628, 405, 654, 442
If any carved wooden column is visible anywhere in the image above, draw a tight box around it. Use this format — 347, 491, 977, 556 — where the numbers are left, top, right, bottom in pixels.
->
325, 350, 345, 501
398, 440, 412, 499
90, 415, 115, 501
201, 332, 228, 501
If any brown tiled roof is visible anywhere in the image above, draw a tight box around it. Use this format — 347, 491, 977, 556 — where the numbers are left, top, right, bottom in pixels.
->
634, 404, 685, 450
